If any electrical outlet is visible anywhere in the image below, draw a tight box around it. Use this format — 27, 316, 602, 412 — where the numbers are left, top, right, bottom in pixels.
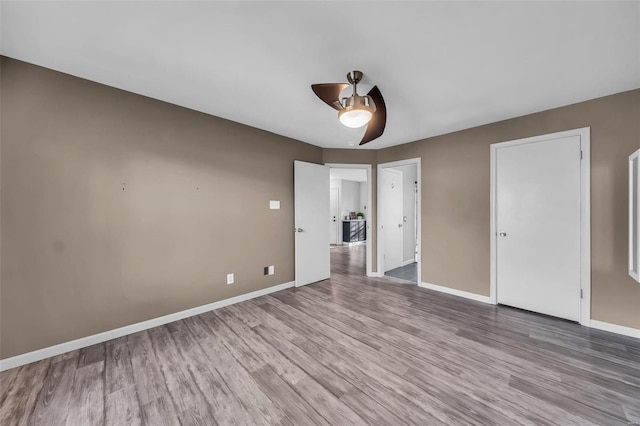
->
227, 273, 234, 285
268, 265, 275, 275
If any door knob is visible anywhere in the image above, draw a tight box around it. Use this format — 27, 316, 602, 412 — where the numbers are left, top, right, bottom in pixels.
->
297, 228, 304, 232
499, 232, 507, 237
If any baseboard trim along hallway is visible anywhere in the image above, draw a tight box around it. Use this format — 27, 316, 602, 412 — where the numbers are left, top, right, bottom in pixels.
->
0, 281, 295, 372
589, 319, 640, 339
419, 281, 493, 304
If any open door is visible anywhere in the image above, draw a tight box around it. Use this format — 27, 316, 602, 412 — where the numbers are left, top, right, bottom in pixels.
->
294, 160, 330, 287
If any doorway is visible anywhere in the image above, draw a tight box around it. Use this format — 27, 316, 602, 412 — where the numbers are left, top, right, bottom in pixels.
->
326, 164, 373, 277
490, 128, 591, 325
378, 159, 421, 284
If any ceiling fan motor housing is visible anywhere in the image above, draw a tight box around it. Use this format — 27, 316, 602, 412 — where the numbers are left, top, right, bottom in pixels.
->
339, 95, 376, 128
340, 94, 375, 112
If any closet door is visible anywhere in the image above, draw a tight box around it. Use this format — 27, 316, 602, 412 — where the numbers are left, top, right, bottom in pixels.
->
496, 136, 582, 321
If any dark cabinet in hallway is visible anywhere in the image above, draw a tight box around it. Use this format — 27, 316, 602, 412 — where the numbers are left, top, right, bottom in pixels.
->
342, 220, 366, 243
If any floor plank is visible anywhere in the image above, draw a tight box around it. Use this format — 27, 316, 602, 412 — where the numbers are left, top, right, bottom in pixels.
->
0, 360, 50, 426
140, 396, 179, 426
249, 365, 328, 425
105, 337, 135, 395
64, 362, 104, 426
105, 385, 142, 426
30, 358, 76, 426
126, 331, 170, 406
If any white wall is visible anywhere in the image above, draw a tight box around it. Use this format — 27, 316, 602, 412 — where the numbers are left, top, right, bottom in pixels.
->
394, 164, 417, 264
359, 182, 367, 219
341, 180, 360, 219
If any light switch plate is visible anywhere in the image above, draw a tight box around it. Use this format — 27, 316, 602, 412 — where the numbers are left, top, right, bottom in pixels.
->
268, 265, 275, 275
270, 200, 280, 209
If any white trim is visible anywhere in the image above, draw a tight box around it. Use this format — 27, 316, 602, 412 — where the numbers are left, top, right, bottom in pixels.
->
629, 149, 640, 282
401, 259, 415, 267
581, 131, 592, 325
329, 186, 340, 245
0, 281, 294, 372
378, 158, 422, 284
589, 320, 640, 339
419, 283, 638, 339
490, 127, 591, 326
419, 282, 492, 304
326, 163, 373, 277
490, 141, 497, 305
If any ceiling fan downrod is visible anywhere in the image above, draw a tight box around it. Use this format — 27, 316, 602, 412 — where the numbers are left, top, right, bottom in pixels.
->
346, 70, 363, 96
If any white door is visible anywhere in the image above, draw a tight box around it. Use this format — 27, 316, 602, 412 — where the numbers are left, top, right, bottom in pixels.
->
329, 187, 339, 244
381, 168, 403, 272
496, 136, 582, 321
294, 160, 330, 287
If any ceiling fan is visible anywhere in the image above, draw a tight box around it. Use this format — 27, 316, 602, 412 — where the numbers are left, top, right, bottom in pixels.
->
311, 70, 386, 146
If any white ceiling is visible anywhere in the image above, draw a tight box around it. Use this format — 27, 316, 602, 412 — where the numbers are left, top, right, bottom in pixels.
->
2, 1, 639, 149
330, 168, 367, 182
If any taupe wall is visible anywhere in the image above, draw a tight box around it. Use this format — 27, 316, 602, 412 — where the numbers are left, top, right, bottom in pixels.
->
377, 89, 640, 329
1, 56, 638, 359
0, 57, 322, 358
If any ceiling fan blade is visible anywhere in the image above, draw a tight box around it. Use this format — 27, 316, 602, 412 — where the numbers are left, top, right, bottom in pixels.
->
311, 83, 349, 111
360, 86, 386, 145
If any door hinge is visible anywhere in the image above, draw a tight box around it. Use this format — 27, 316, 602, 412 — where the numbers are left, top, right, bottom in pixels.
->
580, 289, 583, 299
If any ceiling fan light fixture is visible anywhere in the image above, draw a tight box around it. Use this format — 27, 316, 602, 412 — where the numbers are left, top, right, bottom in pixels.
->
338, 95, 374, 128
339, 109, 373, 128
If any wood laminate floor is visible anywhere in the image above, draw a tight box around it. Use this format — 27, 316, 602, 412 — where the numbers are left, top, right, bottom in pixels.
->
1, 244, 639, 425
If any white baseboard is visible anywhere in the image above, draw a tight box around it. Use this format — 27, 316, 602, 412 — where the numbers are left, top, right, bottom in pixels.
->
419, 281, 492, 304
418, 283, 638, 339
0, 281, 295, 372
401, 259, 415, 267
589, 320, 640, 339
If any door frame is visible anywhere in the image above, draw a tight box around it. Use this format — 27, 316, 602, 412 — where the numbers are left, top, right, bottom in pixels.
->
490, 127, 591, 326
329, 186, 340, 245
326, 163, 373, 277
378, 158, 422, 283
